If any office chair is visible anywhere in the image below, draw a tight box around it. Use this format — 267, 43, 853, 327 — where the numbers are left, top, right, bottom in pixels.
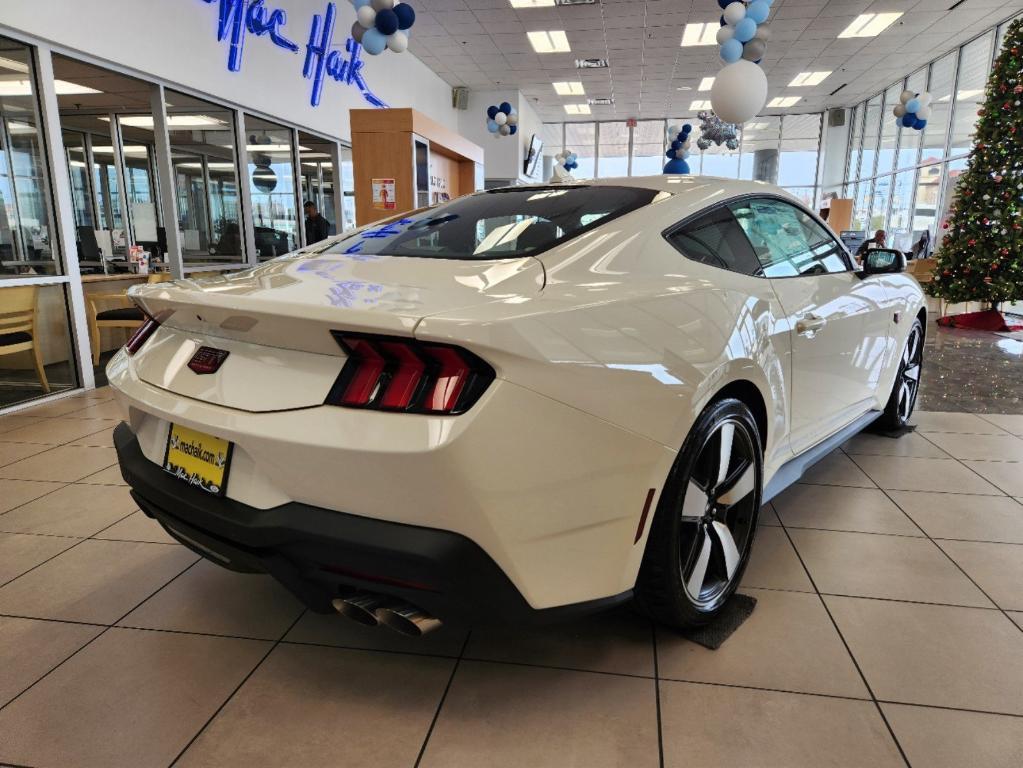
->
87, 273, 172, 366
0, 285, 49, 393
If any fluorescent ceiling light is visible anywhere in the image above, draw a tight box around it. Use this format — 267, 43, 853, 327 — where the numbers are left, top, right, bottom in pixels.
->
527, 30, 570, 53
768, 96, 800, 108
110, 114, 227, 130
680, 23, 718, 47
0, 56, 30, 74
510, 0, 554, 6
837, 13, 902, 38
564, 103, 590, 114
698, 77, 715, 91
247, 144, 303, 152
178, 162, 236, 170
91, 145, 150, 156
690, 99, 712, 110
0, 79, 99, 96
6, 121, 36, 135
789, 71, 832, 87
553, 81, 585, 95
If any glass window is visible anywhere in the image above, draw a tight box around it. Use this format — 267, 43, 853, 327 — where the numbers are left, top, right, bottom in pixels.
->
913, 162, 943, 235
0, 39, 59, 277
778, 113, 821, 187
63, 130, 94, 229
325, 185, 659, 260
897, 69, 927, 168
340, 145, 355, 231
245, 115, 299, 259
564, 123, 595, 178
869, 174, 892, 231
847, 104, 863, 182
165, 91, 243, 266
860, 95, 882, 180
922, 51, 957, 164
665, 205, 762, 276
950, 31, 994, 157
852, 180, 872, 231
888, 169, 917, 251
876, 83, 902, 176
299, 132, 338, 245
729, 198, 850, 277
783, 187, 817, 208
542, 123, 564, 158
631, 120, 666, 177
116, 131, 160, 249
739, 118, 781, 183
596, 122, 629, 178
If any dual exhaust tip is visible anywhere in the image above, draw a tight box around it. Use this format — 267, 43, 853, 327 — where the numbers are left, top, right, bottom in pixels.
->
331, 592, 442, 637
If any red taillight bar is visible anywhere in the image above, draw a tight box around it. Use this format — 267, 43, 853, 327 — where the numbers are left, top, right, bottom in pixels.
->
125, 315, 160, 355
326, 332, 494, 415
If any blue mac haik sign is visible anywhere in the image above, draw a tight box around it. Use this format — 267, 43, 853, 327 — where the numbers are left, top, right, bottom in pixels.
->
200, 0, 387, 108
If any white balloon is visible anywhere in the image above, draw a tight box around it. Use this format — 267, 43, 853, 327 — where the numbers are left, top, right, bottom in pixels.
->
387, 30, 408, 52
918, 92, 933, 107
506, 113, 519, 125
755, 23, 771, 41
893, 104, 906, 118
716, 25, 735, 45
710, 60, 769, 124
499, 124, 511, 136
357, 5, 376, 28
494, 111, 507, 125
723, 1, 746, 25
915, 104, 931, 120
370, 0, 394, 9
900, 89, 915, 104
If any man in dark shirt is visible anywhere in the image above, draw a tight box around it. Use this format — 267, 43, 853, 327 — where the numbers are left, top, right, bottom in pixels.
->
304, 200, 331, 245
856, 229, 886, 261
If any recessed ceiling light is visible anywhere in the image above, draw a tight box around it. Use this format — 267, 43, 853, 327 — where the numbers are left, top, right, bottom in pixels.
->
510, 0, 554, 5
837, 13, 903, 38
553, 81, 585, 95
698, 77, 715, 91
768, 96, 800, 108
680, 23, 718, 47
564, 103, 591, 114
676, 85, 693, 91
528, 30, 571, 53
111, 114, 226, 129
0, 79, 99, 96
789, 71, 832, 87
690, 99, 712, 110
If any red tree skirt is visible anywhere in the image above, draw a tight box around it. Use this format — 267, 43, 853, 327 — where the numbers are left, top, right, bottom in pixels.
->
936, 309, 1023, 332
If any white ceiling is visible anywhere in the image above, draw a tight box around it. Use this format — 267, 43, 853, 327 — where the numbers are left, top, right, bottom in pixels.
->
407, 0, 1023, 121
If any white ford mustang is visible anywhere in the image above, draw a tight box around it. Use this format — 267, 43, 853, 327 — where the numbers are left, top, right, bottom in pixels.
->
108, 176, 925, 635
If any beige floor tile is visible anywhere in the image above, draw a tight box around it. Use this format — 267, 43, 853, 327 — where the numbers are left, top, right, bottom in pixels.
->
0, 478, 64, 513
93, 510, 174, 544
938, 540, 1023, 611
0, 417, 118, 446
923, 432, 1023, 462
0, 441, 50, 468
774, 484, 921, 535
963, 460, 1023, 496
1010, 612, 1023, 632
0, 627, 268, 768
0, 539, 197, 623
0, 445, 118, 483
789, 528, 992, 606
758, 504, 781, 526
842, 431, 950, 458
659, 681, 904, 768
883, 703, 1023, 768
464, 607, 653, 676
911, 411, 1009, 434
0, 533, 79, 585
0, 483, 137, 537
890, 490, 1023, 543
851, 455, 1003, 494
740, 526, 814, 593
798, 451, 876, 488
178, 644, 452, 768
979, 413, 1023, 436
0, 616, 103, 706
419, 660, 658, 768
284, 610, 469, 657
69, 427, 116, 448
15, 397, 97, 418
64, 399, 125, 420
121, 560, 305, 639
657, 588, 868, 698
76, 464, 127, 486
826, 596, 1023, 714
0, 414, 47, 435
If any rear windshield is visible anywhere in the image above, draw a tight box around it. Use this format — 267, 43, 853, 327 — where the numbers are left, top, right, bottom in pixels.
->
324, 185, 660, 260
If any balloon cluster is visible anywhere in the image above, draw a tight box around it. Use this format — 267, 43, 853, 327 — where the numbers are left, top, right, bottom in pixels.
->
695, 111, 739, 150
893, 90, 932, 131
485, 102, 519, 137
663, 124, 693, 174
352, 0, 416, 55
556, 149, 579, 171
717, 0, 772, 64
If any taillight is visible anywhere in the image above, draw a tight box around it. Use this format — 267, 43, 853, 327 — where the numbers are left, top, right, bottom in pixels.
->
326, 332, 494, 415
125, 315, 160, 355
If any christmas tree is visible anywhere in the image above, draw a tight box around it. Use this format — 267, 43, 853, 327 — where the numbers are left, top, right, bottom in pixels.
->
928, 18, 1023, 306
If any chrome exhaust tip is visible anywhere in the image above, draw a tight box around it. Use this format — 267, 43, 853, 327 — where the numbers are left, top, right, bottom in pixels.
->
331, 593, 391, 626
375, 603, 443, 637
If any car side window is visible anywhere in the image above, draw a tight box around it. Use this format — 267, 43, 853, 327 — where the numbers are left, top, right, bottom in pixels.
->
728, 198, 851, 278
665, 205, 763, 277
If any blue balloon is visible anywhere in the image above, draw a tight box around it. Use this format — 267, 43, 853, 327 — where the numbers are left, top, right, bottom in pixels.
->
905, 98, 920, 113
509, 125, 517, 135
487, 119, 499, 133
913, 118, 927, 130
720, 14, 726, 25
568, 153, 577, 164
720, 38, 743, 62
665, 148, 675, 158
393, 2, 415, 30
499, 101, 513, 114
747, 0, 770, 23
681, 123, 692, 135
734, 17, 757, 42
361, 27, 387, 55
375, 9, 399, 35
762, 0, 774, 5
901, 113, 915, 128
670, 139, 683, 150
663, 158, 691, 175
717, 0, 731, 7
486, 105, 499, 120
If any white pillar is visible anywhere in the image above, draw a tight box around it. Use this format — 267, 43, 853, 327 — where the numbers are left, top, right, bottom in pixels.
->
328, 141, 344, 236
233, 109, 258, 266
149, 84, 183, 279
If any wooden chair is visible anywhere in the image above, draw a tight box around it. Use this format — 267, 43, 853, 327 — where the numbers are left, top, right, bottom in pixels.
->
0, 285, 49, 393
88, 272, 172, 365
906, 257, 941, 315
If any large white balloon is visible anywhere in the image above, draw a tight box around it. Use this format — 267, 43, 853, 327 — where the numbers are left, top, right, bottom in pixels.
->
494, 111, 507, 125
387, 30, 408, 52
716, 25, 735, 45
357, 5, 376, 27
710, 60, 769, 124
918, 92, 933, 107
915, 104, 932, 120
723, 1, 746, 26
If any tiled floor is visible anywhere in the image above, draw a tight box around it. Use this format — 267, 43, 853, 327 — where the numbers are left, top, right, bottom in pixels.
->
2, 335, 1023, 766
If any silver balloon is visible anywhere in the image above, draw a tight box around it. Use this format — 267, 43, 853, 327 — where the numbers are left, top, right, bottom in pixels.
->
755, 23, 771, 41
742, 38, 766, 61
695, 110, 740, 149
351, 20, 365, 43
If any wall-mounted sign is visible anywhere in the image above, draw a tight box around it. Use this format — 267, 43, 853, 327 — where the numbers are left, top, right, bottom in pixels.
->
199, 0, 387, 109
372, 178, 396, 209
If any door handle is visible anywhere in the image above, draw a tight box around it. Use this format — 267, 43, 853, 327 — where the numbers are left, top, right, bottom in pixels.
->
796, 314, 827, 336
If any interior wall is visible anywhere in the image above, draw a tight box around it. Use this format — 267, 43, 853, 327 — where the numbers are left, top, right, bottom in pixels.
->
457, 89, 542, 184
820, 109, 850, 197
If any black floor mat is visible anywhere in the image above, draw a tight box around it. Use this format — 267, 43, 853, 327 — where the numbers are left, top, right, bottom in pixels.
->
681, 593, 757, 650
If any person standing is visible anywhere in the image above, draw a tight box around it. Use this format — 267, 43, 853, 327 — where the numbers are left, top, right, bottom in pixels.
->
855, 229, 887, 262
303, 200, 331, 245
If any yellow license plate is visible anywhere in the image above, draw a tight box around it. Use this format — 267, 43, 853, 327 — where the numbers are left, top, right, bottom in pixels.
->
164, 423, 233, 496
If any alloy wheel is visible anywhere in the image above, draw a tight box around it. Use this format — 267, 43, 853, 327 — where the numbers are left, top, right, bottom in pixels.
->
898, 324, 923, 422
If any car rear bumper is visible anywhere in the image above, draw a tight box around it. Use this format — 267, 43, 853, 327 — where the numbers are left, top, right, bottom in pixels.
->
114, 423, 631, 624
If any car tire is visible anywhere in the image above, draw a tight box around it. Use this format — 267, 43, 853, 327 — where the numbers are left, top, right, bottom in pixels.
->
877, 316, 924, 431
635, 398, 763, 629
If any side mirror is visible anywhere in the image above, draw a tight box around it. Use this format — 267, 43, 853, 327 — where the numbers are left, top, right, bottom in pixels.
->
861, 248, 906, 275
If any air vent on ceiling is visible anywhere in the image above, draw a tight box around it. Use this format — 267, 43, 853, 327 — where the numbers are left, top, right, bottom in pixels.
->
576, 58, 609, 69
588, 97, 614, 105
